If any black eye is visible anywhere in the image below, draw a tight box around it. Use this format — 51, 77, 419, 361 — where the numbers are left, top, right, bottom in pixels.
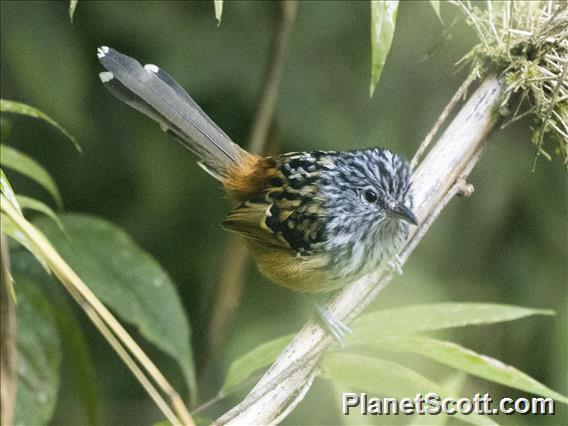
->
364, 189, 378, 203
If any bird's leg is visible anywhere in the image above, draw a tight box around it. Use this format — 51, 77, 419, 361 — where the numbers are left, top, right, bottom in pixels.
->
315, 304, 351, 346
386, 254, 404, 275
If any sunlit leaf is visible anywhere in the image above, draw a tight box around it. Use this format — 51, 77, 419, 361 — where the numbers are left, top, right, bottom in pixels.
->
222, 334, 293, 394
33, 214, 197, 402
408, 372, 468, 426
0, 100, 79, 151
0, 145, 62, 208
1, 168, 22, 214
324, 352, 497, 426
69, 0, 78, 23
16, 195, 64, 231
407, 372, 497, 426
369, 0, 399, 97
350, 303, 554, 343
440, 371, 468, 399
14, 277, 62, 426
1, 198, 49, 272
429, 0, 442, 22
214, 0, 223, 25
321, 352, 437, 398
331, 380, 377, 426
367, 336, 568, 404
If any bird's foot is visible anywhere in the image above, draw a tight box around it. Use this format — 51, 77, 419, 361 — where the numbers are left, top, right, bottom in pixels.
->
386, 255, 404, 275
316, 304, 351, 346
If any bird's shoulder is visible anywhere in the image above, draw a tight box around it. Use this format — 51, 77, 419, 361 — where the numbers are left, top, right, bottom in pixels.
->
222, 151, 336, 254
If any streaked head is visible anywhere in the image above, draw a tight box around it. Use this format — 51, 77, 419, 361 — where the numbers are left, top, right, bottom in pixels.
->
320, 148, 417, 277
322, 148, 416, 226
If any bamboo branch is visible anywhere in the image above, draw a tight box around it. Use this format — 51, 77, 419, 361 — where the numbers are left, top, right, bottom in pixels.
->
411, 70, 477, 168
1, 233, 16, 425
0, 202, 195, 426
213, 75, 504, 425
206, 0, 298, 361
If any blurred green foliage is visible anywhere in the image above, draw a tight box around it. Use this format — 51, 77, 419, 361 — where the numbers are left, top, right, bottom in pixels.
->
34, 214, 197, 399
1, 1, 566, 425
13, 275, 62, 426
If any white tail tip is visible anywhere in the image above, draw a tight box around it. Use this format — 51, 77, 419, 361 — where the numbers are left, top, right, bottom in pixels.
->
144, 64, 159, 74
97, 46, 110, 58
98, 71, 114, 83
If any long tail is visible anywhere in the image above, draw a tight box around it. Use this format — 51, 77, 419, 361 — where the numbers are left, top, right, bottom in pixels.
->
97, 46, 249, 180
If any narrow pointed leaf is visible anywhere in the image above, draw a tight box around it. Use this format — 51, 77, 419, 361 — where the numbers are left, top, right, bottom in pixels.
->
321, 352, 437, 398
430, 0, 442, 22
222, 334, 293, 394
1, 168, 22, 214
0, 100, 79, 151
324, 352, 498, 426
369, 0, 399, 97
368, 336, 568, 404
407, 371, 493, 426
408, 372, 468, 426
350, 303, 554, 343
16, 195, 64, 231
0, 145, 62, 208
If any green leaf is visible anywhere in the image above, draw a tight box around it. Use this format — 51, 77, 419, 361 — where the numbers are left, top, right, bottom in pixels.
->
429, 0, 442, 22
49, 293, 99, 425
214, 0, 223, 25
369, 0, 399, 97
1, 200, 49, 272
322, 352, 438, 398
10, 254, 98, 425
222, 334, 293, 394
349, 303, 554, 343
1, 115, 13, 141
0, 145, 63, 208
407, 372, 472, 426
14, 277, 62, 426
323, 352, 497, 426
440, 371, 468, 399
16, 195, 64, 231
369, 336, 568, 405
1, 168, 22, 214
0, 100, 80, 151
33, 214, 197, 402
69, 0, 78, 23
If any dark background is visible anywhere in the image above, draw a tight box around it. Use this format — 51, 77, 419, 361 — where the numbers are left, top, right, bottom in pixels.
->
1, 1, 566, 425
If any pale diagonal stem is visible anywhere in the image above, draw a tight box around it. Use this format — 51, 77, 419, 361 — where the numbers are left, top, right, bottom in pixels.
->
214, 76, 504, 425
0, 200, 194, 426
411, 70, 477, 169
1, 233, 16, 426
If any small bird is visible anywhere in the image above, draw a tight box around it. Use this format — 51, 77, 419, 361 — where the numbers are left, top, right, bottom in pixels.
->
97, 46, 417, 340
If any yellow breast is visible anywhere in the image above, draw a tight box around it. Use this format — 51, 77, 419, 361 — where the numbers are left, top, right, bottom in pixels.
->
250, 246, 342, 293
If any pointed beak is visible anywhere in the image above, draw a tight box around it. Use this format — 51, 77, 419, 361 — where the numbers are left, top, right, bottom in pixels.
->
389, 205, 418, 226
